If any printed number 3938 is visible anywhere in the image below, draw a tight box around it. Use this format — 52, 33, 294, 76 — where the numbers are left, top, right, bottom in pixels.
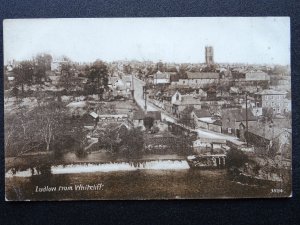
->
271, 189, 283, 193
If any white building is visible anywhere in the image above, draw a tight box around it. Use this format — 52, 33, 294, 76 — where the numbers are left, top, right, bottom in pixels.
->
153, 71, 170, 84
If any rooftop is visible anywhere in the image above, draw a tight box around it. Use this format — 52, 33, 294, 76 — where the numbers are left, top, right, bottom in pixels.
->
133, 111, 162, 120
247, 122, 291, 140
89, 112, 99, 119
255, 89, 287, 95
193, 109, 211, 118
173, 95, 201, 105
186, 72, 219, 79
222, 108, 257, 122
154, 72, 170, 79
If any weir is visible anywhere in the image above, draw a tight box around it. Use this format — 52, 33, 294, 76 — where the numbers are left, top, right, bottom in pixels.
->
5, 160, 190, 178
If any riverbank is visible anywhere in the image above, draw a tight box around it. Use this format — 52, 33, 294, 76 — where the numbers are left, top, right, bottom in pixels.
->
6, 169, 281, 201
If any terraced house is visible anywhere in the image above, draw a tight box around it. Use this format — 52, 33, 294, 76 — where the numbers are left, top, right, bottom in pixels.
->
254, 89, 291, 114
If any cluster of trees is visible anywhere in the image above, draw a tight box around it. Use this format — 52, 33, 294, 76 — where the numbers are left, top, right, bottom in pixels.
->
9, 54, 53, 94
178, 106, 196, 129
267, 65, 290, 76
98, 126, 144, 159
84, 60, 109, 97
226, 148, 249, 169
5, 101, 86, 158
57, 59, 109, 98
7, 54, 111, 99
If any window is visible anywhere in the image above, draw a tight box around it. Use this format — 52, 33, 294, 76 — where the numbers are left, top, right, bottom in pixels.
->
183, 81, 185, 84
272, 102, 274, 107
228, 128, 232, 134
277, 108, 280, 113
265, 96, 268, 100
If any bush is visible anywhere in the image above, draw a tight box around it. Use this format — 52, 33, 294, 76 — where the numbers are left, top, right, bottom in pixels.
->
226, 148, 249, 168
75, 147, 87, 158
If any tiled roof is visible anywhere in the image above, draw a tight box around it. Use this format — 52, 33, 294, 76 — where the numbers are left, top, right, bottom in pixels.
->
173, 95, 201, 105
247, 122, 290, 140
133, 111, 161, 121
154, 72, 170, 79
89, 112, 99, 119
193, 109, 211, 118
212, 120, 222, 126
245, 71, 269, 80
255, 89, 287, 95
133, 111, 145, 120
186, 72, 219, 79
222, 108, 257, 122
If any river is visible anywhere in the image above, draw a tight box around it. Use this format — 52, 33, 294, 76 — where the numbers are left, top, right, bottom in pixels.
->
5, 159, 282, 200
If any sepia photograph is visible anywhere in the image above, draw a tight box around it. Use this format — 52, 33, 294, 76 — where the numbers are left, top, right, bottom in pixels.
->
4, 17, 292, 200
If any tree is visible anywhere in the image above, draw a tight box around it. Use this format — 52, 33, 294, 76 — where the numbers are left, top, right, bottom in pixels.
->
5, 105, 46, 157
156, 62, 166, 72
143, 117, 154, 129
178, 65, 188, 79
70, 126, 89, 158
34, 53, 52, 83
260, 108, 274, 137
98, 126, 121, 153
170, 134, 193, 155
119, 127, 144, 158
31, 101, 66, 151
178, 106, 196, 129
87, 60, 109, 98
217, 80, 230, 97
123, 64, 132, 74
59, 60, 75, 92
13, 61, 34, 94
202, 64, 217, 72
226, 148, 249, 168
4, 114, 22, 156
284, 111, 292, 125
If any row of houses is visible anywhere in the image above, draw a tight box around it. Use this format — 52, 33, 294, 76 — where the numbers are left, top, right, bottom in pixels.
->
149, 86, 291, 119
190, 104, 292, 155
150, 69, 270, 86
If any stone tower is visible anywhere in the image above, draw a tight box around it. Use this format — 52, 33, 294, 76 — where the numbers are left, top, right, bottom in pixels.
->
205, 46, 214, 65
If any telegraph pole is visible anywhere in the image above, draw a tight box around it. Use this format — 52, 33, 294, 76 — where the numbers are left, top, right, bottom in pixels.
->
143, 86, 147, 111
245, 92, 249, 147
131, 75, 135, 103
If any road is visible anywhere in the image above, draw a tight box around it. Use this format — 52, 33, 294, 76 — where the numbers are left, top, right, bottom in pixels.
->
132, 77, 242, 142
132, 77, 175, 122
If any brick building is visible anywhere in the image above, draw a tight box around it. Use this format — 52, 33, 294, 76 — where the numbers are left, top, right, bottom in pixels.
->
254, 89, 290, 114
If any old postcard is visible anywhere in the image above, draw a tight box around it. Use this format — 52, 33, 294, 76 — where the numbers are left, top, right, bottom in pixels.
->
4, 17, 292, 200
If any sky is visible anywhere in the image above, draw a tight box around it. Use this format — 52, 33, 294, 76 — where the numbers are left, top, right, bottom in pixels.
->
3, 17, 290, 65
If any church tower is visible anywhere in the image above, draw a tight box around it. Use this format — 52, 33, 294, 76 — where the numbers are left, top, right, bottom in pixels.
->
205, 46, 214, 65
